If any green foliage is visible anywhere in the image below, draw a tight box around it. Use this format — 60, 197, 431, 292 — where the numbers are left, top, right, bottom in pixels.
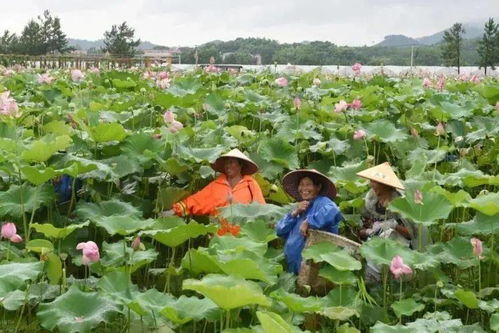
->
102, 21, 140, 57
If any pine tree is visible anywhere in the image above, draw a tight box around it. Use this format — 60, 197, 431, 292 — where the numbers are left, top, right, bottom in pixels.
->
102, 22, 141, 57
0, 30, 19, 54
18, 20, 45, 55
477, 18, 498, 75
442, 23, 465, 74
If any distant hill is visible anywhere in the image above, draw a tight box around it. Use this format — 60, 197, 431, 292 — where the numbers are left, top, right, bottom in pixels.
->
416, 23, 485, 45
375, 20, 497, 47
376, 35, 420, 47
69, 38, 164, 51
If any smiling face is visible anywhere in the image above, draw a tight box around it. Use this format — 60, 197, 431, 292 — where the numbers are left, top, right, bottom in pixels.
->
298, 176, 322, 201
223, 157, 243, 178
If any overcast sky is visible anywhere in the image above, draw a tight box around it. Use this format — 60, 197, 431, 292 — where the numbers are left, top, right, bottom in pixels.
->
1, 0, 498, 46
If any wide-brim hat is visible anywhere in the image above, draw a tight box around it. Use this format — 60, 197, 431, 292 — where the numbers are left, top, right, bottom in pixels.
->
211, 148, 259, 175
356, 162, 405, 190
282, 169, 337, 201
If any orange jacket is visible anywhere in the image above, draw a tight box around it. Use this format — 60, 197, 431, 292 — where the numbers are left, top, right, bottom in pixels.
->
173, 174, 265, 216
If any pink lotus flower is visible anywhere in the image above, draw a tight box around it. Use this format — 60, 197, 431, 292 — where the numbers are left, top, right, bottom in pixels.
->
71, 69, 85, 82
436, 76, 446, 91
410, 128, 419, 137
414, 190, 424, 205
205, 64, 219, 73
422, 78, 432, 88
435, 122, 445, 136
158, 71, 169, 80
390, 255, 412, 279
10, 234, 23, 243
350, 98, 362, 110
0, 91, 19, 117
169, 120, 184, 133
131, 236, 141, 251
37, 73, 54, 84
3, 69, 14, 77
275, 77, 288, 87
352, 63, 362, 75
353, 129, 366, 140
163, 110, 175, 124
293, 97, 302, 110
156, 78, 171, 90
469, 75, 480, 84
312, 78, 321, 86
1, 222, 23, 243
88, 67, 100, 74
470, 238, 483, 258
1, 222, 17, 239
334, 100, 348, 113
76, 241, 100, 265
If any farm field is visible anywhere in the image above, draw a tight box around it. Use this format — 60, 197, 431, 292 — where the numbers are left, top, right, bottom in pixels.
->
0, 65, 498, 332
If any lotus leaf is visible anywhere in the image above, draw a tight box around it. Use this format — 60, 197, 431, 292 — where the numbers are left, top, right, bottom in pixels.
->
215, 250, 281, 284
0, 289, 26, 311
427, 237, 477, 269
181, 248, 223, 275
360, 237, 439, 269
388, 187, 453, 225
454, 289, 479, 309
89, 122, 127, 143
370, 322, 412, 332
99, 241, 158, 273
21, 166, 58, 185
75, 199, 142, 220
43, 120, 73, 136
31, 222, 89, 239
220, 202, 288, 223
0, 183, 54, 218
37, 285, 120, 333
97, 271, 139, 304
209, 235, 268, 257
21, 135, 72, 162
391, 298, 425, 318
256, 311, 293, 333
491, 313, 499, 332
45, 252, 62, 285
259, 137, 300, 169
302, 242, 361, 271
240, 220, 278, 243
94, 215, 155, 236
144, 220, 216, 247
469, 192, 499, 216
270, 288, 322, 313
366, 120, 408, 143
183, 274, 271, 310
159, 295, 218, 325
319, 266, 357, 285
318, 306, 359, 321
26, 239, 54, 254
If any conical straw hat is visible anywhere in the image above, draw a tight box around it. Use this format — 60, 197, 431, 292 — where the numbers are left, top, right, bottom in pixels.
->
211, 148, 259, 175
282, 169, 337, 201
356, 162, 405, 190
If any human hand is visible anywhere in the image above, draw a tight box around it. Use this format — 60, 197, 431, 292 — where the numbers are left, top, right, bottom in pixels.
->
300, 220, 309, 237
381, 219, 398, 231
372, 221, 382, 233
292, 201, 310, 216
161, 209, 175, 217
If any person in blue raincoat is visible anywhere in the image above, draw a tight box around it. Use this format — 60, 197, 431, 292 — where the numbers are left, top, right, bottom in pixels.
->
276, 169, 343, 274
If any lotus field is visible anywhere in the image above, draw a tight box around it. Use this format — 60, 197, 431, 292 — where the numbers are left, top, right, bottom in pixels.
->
0, 65, 498, 333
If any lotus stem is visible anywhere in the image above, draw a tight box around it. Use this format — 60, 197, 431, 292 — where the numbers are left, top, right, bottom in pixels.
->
383, 266, 388, 309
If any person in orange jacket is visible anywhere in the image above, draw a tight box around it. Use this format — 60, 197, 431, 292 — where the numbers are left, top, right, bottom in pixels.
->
169, 148, 265, 217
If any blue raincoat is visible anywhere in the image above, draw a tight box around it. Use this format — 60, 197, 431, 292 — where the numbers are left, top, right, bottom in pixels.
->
276, 196, 343, 274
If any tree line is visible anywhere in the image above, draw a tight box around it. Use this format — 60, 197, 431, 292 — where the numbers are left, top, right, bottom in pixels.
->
1, 11, 498, 73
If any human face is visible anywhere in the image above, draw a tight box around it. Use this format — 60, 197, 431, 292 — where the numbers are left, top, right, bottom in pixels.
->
223, 158, 242, 178
298, 177, 321, 201
370, 180, 392, 197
